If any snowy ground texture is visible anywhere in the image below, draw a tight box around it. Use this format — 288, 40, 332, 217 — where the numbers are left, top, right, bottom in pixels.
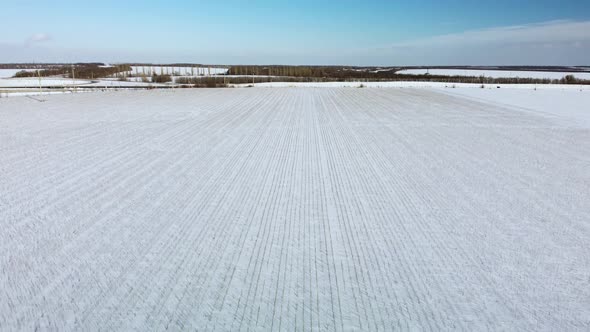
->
0, 78, 92, 88
1, 88, 589, 330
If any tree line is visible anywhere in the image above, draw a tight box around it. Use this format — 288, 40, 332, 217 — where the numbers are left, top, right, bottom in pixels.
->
13, 64, 132, 79
227, 66, 590, 85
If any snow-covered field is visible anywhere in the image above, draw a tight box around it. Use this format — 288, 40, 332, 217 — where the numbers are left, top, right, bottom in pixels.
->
441, 87, 590, 127
85, 79, 168, 88
237, 80, 590, 91
1, 88, 589, 330
0, 77, 92, 87
0, 69, 38, 78
0, 78, 170, 89
398, 68, 590, 80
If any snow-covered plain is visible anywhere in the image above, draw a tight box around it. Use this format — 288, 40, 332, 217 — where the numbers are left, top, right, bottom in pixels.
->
0, 77, 92, 87
85, 79, 168, 88
1, 88, 589, 330
0, 69, 37, 78
442, 88, 590, 127
397, 68, 590, 80
236, 80, 590, 91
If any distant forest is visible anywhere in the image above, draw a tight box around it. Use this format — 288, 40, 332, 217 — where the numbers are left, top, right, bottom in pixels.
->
11, 64, 131, 79
226, 66, 589, 85
2, 63, 589, 85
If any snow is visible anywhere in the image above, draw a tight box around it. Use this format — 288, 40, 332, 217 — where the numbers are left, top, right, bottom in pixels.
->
0, 69, 37, 78
85, 80, 168, 87
0, 90, 83, 97
397, 68, 590, 80
0, 78, 92, 87
442, 88, 590, 128
371, 68, 396, 73
235, 80, 590, 90
1, 88, 589, 330
234, 81, 458, 88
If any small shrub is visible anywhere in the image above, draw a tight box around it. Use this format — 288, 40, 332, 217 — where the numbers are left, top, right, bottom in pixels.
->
561, 75, 577, 84
14, 70, 35, 78
206, 80, 217, 88
152, 74, 172, 83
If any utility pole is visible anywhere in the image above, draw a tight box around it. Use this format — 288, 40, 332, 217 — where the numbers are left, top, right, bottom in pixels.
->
38, 69, 42, 95
71, 64, 76, 93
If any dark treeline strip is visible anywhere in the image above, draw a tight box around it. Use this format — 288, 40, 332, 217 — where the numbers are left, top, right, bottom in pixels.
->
6, 63, 588, 86
124, 63, 228, 69
152, 74, 172, 83
225, 66, 589, 85
402, 65, 590, 73
176, 76, 319, 87
13, 64, 132, 79
176, 75, 589, 87
176, 76, 358, 86
4, 64, 588, 75
228, 66, 401, 79
0, 63, 104, 70
14, 68, 67, 78
174, 76, 342, 87
75, 65, 132, 79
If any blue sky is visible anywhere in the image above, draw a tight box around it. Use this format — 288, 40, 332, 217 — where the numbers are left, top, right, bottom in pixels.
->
1, 0, 590, 65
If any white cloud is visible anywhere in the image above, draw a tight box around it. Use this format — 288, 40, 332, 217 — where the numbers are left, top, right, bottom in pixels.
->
1, 21, 589, 66
25, 33, 52, 46
391, 20, 590, 48
372, 20, 590, 65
